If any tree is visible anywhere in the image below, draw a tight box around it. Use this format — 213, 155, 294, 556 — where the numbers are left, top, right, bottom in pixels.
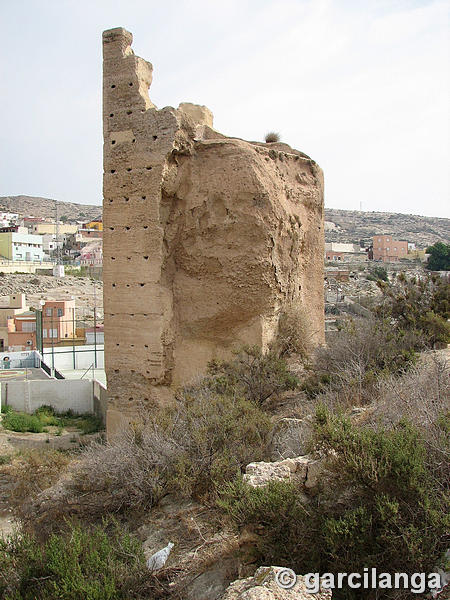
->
426, 242, 450, 271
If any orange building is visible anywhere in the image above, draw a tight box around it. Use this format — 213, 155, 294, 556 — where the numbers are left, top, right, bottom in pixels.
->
7, 300, 75, 351
372, 235, 408, 262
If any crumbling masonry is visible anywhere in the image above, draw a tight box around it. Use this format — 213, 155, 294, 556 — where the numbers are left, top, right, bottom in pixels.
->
103, 28, 325, 432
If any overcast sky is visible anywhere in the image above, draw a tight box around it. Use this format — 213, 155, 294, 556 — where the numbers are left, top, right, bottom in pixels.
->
0, 0, 448, 217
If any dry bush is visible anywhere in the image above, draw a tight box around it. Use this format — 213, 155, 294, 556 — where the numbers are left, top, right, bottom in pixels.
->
368, 353, 450, 485
264, 131, 280, 143
21, 385, 273, 533
73, 425, 179, 512
167, 385, 272, 497
207, 345, 299, 406
1, 448, 71, 509
272, 305, 314, 359
303, 316, 419, 405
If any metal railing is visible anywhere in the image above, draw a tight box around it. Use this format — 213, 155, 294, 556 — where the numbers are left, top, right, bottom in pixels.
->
80, 362, 95, 380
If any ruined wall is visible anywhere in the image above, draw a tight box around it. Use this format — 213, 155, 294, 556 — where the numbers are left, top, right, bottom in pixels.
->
103, 28, 324, 431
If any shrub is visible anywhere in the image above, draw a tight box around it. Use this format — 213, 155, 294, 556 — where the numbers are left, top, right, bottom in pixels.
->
375, 273, 450, 347
2, 411, 43, 433
368, 355, 450, 484
426, 242, 450, 271
3, 449, 71, 510
0, 454, 11, 466
34, 405, 60, 426
366, 265, 388, 281
1, 406, 102, 435
167, 387, 273, 497
0, 519, 148, 600
220, 413, 449, 599
272, 305, 314, 359
302, 316, 417, 403
219, 478, 319, 570
264, 131, 280, 143
23, 386, 273, 529
207, 345, 299, 406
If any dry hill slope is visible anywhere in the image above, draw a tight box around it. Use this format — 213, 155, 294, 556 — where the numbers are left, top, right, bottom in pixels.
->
0, 195, 101, 221
1, 195, 448, 248
325, 208, 449, 246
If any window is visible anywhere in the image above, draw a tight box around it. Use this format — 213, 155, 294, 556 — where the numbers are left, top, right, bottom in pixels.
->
43, 329, 47, 338
57, 308, 63, 317
22, 322, 36, 332
46, 308, 53, 316
45, 328, 57, 338
386, 247, 390, 251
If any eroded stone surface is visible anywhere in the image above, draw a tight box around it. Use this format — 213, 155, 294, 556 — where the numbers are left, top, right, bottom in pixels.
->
243, 455, 323, 490
221, 566, 332, 599
103, 28, 325, 431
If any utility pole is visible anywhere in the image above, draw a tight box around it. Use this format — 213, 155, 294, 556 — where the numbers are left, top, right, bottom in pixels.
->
51, 308, 55, 372
93, 279, 98, 369
55, 200, 60, 267
71, 295, 76, 369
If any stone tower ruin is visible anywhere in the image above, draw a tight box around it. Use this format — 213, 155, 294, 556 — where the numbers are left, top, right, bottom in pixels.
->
103, 27, 325, 432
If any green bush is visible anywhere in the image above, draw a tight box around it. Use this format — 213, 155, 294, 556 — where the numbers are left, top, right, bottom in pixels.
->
2, 412, 43, 433
220, 412, 449, 599
302, 317, 417, 401
167, 388, 273, 497
34, 405, 60, 427
27, 386, 273, 530
1, 406, 102, 435
375, 273, 450, 347
207, 345, 299, 405
0, 520, 148, 600
366, 266, 388, 282
426, 242, 450, 271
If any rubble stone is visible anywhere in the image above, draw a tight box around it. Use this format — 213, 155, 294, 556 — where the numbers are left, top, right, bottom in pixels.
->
221, 566, 332, 599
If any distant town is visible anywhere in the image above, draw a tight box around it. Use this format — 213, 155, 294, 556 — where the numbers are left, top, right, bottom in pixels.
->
0, 201, 447, 359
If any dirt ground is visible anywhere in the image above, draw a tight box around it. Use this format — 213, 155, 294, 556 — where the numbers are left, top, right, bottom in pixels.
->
0, 426, 102, 537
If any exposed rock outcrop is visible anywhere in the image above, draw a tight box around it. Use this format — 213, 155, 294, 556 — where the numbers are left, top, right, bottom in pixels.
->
244, 454, 324, 490
221, 566, 332, 599
102, 28, 325, 432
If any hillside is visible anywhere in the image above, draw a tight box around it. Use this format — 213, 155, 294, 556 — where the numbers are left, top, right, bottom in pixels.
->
325, 208, 449, 247
1, 195, 448, 248
0, 195, 101, 222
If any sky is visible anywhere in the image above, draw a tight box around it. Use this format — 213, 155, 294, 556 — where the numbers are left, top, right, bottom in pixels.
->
0, 0, 448, 218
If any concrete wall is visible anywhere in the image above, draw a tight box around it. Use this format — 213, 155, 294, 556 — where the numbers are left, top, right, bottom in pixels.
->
0, 350, 41, 368
1, 379, 93, 414
0, 260, 53, 274
93, 379, 108, 425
